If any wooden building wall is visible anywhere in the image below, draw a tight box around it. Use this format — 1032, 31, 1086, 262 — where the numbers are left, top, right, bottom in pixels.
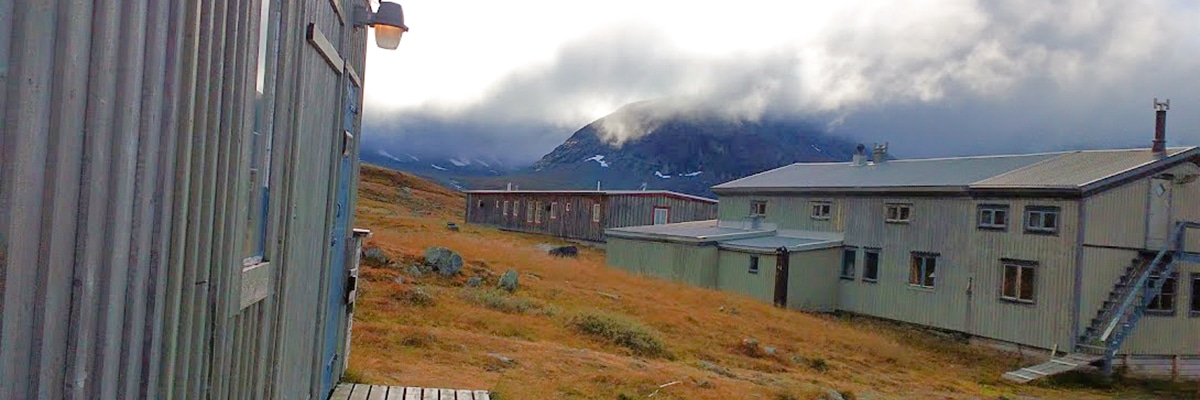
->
0, 0, 369, 398
465, 192, 717, 242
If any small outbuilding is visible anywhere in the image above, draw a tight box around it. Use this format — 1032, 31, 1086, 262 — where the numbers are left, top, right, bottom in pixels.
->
464, 190, 718, 242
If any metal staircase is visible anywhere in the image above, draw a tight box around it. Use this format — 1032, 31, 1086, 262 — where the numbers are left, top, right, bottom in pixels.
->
1004, 221, 1199, 383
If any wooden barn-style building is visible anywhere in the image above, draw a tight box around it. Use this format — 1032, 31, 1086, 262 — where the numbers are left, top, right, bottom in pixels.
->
464, 190, 718, 242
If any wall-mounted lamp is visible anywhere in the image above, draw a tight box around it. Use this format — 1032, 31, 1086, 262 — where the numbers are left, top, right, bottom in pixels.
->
354, 2, 409, 50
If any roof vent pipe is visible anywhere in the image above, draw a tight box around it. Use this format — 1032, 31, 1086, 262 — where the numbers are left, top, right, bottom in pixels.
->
1153, 98, 1169, 154
871, 143, 889, 164
851, 144, 868, 166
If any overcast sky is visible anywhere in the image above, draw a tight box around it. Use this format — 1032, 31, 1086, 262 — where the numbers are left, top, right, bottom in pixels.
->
361, 0, 1200, 162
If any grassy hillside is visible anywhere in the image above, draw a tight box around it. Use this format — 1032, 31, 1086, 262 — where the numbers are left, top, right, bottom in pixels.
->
348, 164, 1193, 399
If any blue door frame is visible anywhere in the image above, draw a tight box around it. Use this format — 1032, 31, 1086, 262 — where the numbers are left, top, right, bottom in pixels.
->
321, 78, 359, 395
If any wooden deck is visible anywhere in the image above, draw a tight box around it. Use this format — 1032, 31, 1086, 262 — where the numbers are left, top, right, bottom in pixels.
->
331, 383, 491, 400
1003, 353, 1103, 383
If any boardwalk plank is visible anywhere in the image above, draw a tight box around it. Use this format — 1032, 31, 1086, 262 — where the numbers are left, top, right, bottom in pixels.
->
367, 385, 389, 400
404, 387, 422, 400
331, 383, 354, 400
349, 383, 371, 400
473, 390, 491, 400
385, 386, 406, 400
440, 389, 456, 400
422, 387, 438, 400
455, 389, 474, 399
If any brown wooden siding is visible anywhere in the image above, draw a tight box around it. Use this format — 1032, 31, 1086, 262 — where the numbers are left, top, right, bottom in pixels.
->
465, 193, 717, 242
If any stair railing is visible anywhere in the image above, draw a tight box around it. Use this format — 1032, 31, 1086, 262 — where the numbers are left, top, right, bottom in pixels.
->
1097, 221, 1198, 360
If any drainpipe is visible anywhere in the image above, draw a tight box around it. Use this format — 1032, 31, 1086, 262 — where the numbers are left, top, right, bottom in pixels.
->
1070, 201, 1088, 354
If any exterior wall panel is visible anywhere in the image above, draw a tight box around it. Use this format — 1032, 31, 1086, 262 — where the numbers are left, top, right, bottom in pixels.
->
717, 251, 777, 304
787, 248, 840, 311
606, 238, 718, 288
0, 0, 368, 398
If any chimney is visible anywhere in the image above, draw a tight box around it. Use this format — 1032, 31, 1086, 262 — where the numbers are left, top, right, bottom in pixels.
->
871, 143, 889, 164
851, 144, 868, 166
1152, 98, 1169, 154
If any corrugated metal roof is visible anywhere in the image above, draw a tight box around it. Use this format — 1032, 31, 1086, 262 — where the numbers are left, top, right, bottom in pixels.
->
713, 147, 1198, 193
606, 220, 768, 240
465, 189, 717, 203
972, 148, 1194, 189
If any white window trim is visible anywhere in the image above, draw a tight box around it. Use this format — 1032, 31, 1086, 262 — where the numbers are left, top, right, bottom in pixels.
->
886, 203, 912, 224
550, 202, 558, 220
592, 203, 601, 223
862, 249, 880, 283
1000, 262, 1036, 303
503, 201, 509, 216
748, 256, 759, 274
909, 253, 936, 289
652, 207, 669, 225
1147, 272, 1179, 315
811, 201, 832, 220
750, 200, 767, 217
978, 204, 1009, 230
840, 247, 856, 280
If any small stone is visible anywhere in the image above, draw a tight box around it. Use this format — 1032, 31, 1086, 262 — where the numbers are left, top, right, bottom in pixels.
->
498, 269, 519, 292
743, 338, 759, 347
764, 346, 777, 356
424, 246, 464, 276
400, 187, 412, 198
466, 276, 483, 287
407, 265, 424, 277
446, 222, 460, 232
393, 276, 405, 285
821, 389, 845, 400
487, 353, 514, 364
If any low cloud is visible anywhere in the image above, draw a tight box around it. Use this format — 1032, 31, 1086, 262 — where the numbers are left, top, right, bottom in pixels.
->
365, 0, 1200, 163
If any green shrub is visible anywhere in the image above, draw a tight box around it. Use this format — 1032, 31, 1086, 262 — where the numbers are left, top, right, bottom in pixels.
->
461, 289, 539, 314
569, 312, 667, 357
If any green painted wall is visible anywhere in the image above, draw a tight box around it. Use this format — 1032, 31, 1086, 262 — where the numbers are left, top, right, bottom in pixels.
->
606, 238, 718, 288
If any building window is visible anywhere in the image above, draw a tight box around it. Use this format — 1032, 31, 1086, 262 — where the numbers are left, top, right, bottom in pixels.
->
1190, 273, 1199, 317
478, 200, 485, 208
526, 202, 534, 223
1024, 206, 1060, 234
592, 203, 601, 223
978, 204, 1009, 230
503, 201, 510, 216
653, 207, 669, 225
242, 0, 281, 266
749, 256, 759, 274
1147, 273, 1178, 314
565, 202, 570, 213
885, 203, 911, 224
1000, 261, 1036, 303
840, 248, 856, 280
750, 200, 767, 216
908, 253, 937, 288
811, 201, 831, 220
550, 202, 558, 220
534, 201, 543, 223
862, 249, 879, 282
495, 200, 500, 209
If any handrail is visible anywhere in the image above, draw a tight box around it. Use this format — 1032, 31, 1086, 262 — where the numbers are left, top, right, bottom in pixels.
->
1099, 221, 1197, 342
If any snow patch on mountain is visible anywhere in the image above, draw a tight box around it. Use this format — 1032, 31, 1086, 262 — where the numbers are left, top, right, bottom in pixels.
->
430, 164, 448, 171
378, 150, 404, 163
449, 158, 469, 167
680, 171, 702, 177
583, 155, 610, 168
654, 171, 671, 179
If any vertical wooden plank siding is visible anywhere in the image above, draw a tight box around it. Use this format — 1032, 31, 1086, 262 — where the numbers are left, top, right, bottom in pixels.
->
0, 0, 371, 397
465, 192, 717, 242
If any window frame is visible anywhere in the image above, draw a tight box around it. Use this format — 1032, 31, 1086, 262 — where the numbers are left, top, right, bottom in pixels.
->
748, 256, 760, 274
652, 206, 670, 225
565, 202, 570, 213
534, 201, 543, 224
550, 202, 558, 220
750, 200, 767, 217
526, 201, 534, 223
1190, 273, 1199, 317
1024, 205, 1060, 235
885, 203, 912, 224
811, 201, 832, 220
908, 252, 937, 289
1146, 272, 1179, 315
862, 248, 880, 283
999, 259, 1037, 304
840, 247, 856, 280
503, 200, 509, 216
242, 0, 283, 266
592, 203, 601, 223
977, 204, 1010, 231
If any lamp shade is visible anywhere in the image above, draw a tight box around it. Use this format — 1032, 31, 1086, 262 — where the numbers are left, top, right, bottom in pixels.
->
372, 2, 408, 50
374, 24, 404, 49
